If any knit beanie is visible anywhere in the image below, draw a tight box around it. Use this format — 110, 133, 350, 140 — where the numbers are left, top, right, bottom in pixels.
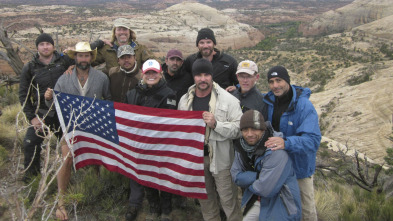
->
196, 28, 216, 46
267, 66, 290, 85
35, 33, 54, 48
240, 110, 267, 131
192, 58, 213, 77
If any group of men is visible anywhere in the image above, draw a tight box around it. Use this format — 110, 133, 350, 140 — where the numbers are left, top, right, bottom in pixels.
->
19, 18, 321, 221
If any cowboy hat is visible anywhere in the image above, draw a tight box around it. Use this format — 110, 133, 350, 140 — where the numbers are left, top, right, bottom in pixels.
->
67, 42, 97, 62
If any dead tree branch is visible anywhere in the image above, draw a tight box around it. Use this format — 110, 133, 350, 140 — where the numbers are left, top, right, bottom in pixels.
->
317, 140, 383, 193
0, 19, 24, 75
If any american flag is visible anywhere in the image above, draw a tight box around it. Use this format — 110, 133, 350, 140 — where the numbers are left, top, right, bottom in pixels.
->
54, 91, 207, 199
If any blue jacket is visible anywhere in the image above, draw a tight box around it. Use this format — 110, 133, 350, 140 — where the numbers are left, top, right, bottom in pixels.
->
231, 148, 302, 221
263, 85, 321, 179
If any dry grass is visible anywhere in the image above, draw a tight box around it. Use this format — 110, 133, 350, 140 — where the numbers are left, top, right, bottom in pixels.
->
0, 103, 26, 148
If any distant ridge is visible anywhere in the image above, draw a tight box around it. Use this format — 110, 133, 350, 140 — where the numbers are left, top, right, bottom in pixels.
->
299, 0, 393, 36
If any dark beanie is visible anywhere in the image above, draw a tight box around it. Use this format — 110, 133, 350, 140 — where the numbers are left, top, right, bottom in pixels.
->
196, 28, 216, 46
35, 33, 54, 48
267, 66, 290, 85
240, 110, 267, 131
192, 58, 213, 77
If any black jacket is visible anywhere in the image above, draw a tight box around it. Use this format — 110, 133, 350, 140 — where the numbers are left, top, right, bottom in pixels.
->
162, 63, 193, 105
182, 49, 238, 89
231, 86, 266, 115
18, 51, 74, 121
125, 79, 177, 110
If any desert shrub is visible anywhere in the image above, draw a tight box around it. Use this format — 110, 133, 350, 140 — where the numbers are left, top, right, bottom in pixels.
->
65, 166, 130, 220
347, 65, 375, 86
0, 85, 19, 108
346, 72, 372, 86
255, 36, 277, 51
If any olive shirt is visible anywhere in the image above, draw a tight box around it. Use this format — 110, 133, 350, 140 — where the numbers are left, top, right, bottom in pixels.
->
92, 40, 154, 74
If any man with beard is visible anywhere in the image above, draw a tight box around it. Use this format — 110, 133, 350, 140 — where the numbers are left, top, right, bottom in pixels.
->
263, 66, 321, 221
19, 33, 74, 182
92, 19, 154, 74
178, 58, 242, 221
162, 49, 193, 104
182, 28, 238, 91
108, 45, 141, 102
44, 42, 111, 221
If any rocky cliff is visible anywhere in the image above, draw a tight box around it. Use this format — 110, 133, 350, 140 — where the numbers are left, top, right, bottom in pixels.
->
299, 0, 393, 36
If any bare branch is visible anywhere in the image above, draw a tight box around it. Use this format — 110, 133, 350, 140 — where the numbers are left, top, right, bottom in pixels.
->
5, 22, 19, 30
0, 51, 11, 62
35, 24, 43, 34
9, 38, 34, 55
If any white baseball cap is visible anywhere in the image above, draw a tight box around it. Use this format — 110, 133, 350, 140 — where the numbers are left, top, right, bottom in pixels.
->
236, 60, 258, 75
142, 59, 162, 74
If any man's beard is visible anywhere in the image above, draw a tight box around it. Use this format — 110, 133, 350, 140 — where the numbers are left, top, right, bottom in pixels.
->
200, 48, 213, 57
76, 62, 90, 70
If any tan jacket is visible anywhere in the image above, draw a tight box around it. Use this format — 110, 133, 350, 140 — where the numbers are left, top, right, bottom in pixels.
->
178, 82, 242, 174
93, 40, 154, 74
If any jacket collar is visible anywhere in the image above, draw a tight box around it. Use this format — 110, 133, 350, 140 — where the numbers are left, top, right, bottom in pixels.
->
112, 41, 138, 50
32, 50, 61, 65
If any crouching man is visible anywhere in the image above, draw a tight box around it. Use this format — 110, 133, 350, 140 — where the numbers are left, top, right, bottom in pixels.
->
231, 110, 302, 221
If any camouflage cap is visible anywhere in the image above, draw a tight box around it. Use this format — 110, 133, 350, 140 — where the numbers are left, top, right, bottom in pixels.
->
117, 45, 135, 58
113, 19, 131, 30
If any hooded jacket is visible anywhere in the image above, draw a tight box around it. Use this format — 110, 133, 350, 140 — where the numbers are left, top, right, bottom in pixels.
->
92, 40, 154, 74
182, 49, 238, 90
231, 145, 301, 220
19, 51, 74, 121
178, 82, 242, 174
162, 63, 194, 105
263, 85, 321, 179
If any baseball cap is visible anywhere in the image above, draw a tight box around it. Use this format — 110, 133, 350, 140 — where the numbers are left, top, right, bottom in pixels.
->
142, 59, 162, 74
117, 45, 135, 58
236, 60, 258, 75
113, 19, 131, 30
166, 49, 183, 60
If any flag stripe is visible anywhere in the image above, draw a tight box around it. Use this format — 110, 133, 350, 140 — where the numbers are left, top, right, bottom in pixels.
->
116, 123, 204, 142
114, 102, 204, 120
115, 116, 205, 133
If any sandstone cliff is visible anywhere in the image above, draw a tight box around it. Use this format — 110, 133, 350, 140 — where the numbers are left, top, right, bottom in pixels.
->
310, 60, 393, 163
353, 14, 393, 40
299, 0, 393, 36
